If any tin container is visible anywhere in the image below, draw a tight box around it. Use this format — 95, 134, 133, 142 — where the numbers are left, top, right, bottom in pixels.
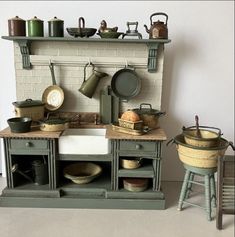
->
48, 16, 64, 37
8, 16, 26, 36
123, 178, 148, 192
13, 99, 45, 121
27, 16, 44, 37
31, 160, 49, 185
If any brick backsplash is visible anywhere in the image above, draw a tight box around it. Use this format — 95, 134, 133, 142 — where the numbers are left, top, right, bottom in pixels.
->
13, 41, 165, 113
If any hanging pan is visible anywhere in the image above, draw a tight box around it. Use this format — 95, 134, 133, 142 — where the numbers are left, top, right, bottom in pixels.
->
111, 66, 141, 101
42, 63, 64, 111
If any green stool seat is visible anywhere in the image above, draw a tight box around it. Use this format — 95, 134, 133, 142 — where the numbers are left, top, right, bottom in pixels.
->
178, 164, 217, 221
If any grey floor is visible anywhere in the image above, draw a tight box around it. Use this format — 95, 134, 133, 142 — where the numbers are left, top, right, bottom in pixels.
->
0, 177, 234, 237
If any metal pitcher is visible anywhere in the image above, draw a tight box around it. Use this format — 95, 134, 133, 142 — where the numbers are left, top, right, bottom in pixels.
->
144, 12, 168, 39
79, 63, 108, 98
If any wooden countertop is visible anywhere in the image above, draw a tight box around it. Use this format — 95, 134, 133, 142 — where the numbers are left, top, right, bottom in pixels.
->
0, 127, 62, 139
105, 125, 167, 140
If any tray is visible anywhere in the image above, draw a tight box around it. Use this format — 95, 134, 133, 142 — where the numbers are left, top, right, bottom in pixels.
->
112, 124, 147, 136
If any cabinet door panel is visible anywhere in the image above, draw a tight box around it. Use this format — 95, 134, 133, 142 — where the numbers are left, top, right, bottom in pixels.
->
119, 141, 156, 152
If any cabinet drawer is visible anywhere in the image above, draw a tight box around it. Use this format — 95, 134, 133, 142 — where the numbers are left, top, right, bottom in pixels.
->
10, 139, 48, 150
119, 141, 156, 152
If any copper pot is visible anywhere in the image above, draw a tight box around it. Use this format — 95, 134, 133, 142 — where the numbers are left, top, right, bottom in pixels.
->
8, 16, 26, 36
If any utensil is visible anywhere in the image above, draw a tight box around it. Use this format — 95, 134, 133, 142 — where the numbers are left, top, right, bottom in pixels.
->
79, 63, 108, 98
42, 63, 64, 111
27, 16, 44, 37
8, 16, 26, 36
7, 117, 32, 133
122, 21, 142, 39
144, 12, 168, 39
66, 17, 96, 38
111, 66, 141, 101
195, 115, 201, 138
63, 162, 102, 184
48, 16, 64, 37
132, 103, 165, 129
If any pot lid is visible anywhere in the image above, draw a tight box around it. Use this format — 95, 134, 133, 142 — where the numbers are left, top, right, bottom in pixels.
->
13, 99, 44, 108
8, 16, 25, 21
48, 16, 64, 22
132, 103, 163, 115
28, 16, 43, 22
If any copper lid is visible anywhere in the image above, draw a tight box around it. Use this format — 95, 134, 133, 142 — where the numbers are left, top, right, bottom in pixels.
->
8, 16, 25, 21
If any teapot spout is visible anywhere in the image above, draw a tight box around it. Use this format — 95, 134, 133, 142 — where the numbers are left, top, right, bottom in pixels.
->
144, 24, 150, 33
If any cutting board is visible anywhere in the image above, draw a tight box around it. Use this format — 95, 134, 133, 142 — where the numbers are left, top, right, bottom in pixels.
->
100, 86, 119, 124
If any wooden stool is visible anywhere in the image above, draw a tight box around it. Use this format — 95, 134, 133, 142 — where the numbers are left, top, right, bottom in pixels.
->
178, 164, 217, 221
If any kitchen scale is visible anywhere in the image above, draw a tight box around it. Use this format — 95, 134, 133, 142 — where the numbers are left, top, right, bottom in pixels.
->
122, 21, 142, 39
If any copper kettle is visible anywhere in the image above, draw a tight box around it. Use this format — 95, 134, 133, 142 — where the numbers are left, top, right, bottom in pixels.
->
144, 12, 168, 39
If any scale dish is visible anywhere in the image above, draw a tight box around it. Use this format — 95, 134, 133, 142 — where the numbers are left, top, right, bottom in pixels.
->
97, 32, 123, 39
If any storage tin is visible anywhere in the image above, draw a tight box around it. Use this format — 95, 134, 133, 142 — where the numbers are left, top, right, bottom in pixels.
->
27, 16, 44, 37
48, 16, 64, 37
13, 99, 45, 121
8, 16, 26, 36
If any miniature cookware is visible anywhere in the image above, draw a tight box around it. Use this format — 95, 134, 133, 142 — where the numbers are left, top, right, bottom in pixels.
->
111, 66, 141, 101
132, 103, 165, 129
144, 12, 168, 39
42, 63, 64, 111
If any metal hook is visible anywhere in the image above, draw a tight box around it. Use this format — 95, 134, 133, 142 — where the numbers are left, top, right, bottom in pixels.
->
125, 60, 128, 68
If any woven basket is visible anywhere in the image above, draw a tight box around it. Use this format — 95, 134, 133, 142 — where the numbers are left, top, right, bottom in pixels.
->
174, 134, 230, 168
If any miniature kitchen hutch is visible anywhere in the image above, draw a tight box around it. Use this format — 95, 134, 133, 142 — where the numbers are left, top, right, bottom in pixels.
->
0, 36, 170, 209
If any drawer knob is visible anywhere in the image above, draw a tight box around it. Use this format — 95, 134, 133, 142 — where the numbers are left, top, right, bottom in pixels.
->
25, 142, 32, 147
135, 144, 142, 150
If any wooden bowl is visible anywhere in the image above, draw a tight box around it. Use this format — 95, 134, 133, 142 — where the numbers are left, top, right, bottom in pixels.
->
63, 162, 102, 184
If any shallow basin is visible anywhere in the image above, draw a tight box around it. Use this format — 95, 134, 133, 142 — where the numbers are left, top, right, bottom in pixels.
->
59, 128, 110, 155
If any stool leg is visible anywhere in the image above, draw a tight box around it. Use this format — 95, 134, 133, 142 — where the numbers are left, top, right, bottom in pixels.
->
178, 170, 191, 211
205, 175, 212, 221
210, 174, 216, 208
185, 173, 194, 199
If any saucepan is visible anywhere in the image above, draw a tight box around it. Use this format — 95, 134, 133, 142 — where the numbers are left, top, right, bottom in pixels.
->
111, 66, 141, 101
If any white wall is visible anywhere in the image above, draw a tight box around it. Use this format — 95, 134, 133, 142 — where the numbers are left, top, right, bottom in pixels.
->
0, 1, 234, 180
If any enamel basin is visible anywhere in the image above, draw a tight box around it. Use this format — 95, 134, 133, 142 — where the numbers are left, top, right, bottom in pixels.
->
59, 128, 110, 154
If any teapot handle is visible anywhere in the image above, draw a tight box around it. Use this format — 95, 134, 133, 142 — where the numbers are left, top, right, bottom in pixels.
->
78, 17, 85, 28
150, 12, 168, 25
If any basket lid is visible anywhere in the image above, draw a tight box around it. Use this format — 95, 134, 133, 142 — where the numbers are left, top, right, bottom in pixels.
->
13, 98, 44, 108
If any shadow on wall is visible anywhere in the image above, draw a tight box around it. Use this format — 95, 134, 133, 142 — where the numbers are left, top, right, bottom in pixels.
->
160, 38, 198, 181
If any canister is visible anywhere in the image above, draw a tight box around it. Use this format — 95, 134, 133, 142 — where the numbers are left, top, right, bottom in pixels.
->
27, 16, 44, 37
8, 16, 26, 36
12, 98, 45, 121
48, 16, 64, 37
31, 160, 49, 185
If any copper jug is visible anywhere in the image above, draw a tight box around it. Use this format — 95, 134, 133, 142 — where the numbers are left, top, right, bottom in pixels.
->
144, 12, 168, 39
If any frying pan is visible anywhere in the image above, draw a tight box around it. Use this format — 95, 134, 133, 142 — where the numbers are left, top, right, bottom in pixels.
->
111, 66, 141, 101
42, 63, 64, 111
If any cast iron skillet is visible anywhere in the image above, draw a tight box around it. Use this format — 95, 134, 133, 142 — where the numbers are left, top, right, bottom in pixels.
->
111, 67, 141, 101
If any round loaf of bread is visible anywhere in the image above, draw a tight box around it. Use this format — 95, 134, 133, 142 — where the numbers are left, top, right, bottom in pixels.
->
121, 110, 140, 122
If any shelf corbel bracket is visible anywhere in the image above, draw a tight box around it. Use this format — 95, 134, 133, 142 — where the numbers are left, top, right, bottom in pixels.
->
147, 43, 160, 73
17, 40, 32, 69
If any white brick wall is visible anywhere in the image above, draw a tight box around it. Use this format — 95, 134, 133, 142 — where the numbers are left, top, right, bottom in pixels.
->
14, 41, 165, 113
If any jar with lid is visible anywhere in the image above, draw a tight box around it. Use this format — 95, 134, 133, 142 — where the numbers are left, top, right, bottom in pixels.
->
8, 16, 26, 36
27, 16, 44, 37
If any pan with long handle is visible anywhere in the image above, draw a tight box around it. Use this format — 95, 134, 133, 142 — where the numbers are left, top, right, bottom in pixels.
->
111, 66, 141, 102
42, 63, 64, 111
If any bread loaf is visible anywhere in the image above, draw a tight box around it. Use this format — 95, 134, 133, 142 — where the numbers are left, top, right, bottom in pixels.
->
121, 111, 140, 122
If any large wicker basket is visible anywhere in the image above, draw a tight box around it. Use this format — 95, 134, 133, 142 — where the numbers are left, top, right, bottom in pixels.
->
174, 134, 231, 168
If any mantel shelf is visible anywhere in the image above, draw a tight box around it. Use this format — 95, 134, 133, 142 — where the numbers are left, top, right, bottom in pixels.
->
2, 36, 171, 71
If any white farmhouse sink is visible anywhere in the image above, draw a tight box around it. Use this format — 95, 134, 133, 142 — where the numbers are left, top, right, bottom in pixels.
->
59, 128, 110, 155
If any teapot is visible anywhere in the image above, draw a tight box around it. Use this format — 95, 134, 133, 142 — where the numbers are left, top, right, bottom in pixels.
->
144, 12, 168, 39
